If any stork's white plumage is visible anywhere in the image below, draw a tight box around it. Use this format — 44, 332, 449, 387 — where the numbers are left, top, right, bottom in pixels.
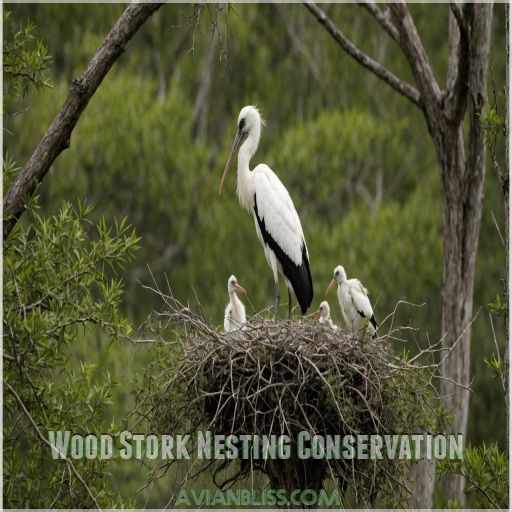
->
327, 265, 377, 336
224, 275, 247, 332
313, 301, 338, 331
220, 106, 313, 319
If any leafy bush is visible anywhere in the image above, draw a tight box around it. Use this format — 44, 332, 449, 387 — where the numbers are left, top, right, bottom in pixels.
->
438, 443, 508, 508
3, 195, 139, 507
3, 9, 52, 122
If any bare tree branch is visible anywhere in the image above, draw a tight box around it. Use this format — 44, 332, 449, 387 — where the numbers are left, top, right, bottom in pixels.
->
445, 4, 470, 123
275, 3, 320, 80
449, 1, 468, 36
463, 3, 493, 240
358, 1, 399, 44
303, 1, 422, 109
5, 381, 101, 509
388, 2, 441, 121
3, 2, 163, 241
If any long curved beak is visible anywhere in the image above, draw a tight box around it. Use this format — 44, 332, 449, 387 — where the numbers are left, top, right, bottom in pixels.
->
235, 284, 246, 295
326, 279, 336, 295
219, 129, 244, 194
313, 309, 321, 320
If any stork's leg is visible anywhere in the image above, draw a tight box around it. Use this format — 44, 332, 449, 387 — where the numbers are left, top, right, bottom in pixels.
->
268, 250, 281, 321
287, 288, 293, 320
274, 281, 280, 321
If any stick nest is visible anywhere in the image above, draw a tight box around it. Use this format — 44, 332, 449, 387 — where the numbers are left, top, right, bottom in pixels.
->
134, 295, 440, 507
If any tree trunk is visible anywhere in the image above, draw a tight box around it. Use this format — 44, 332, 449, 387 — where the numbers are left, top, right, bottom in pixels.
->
410, 459, 434, 508
303, 2, 494, 506
436, 127, 474, 504
265, 456, 326, 509
504, 2, 510, 451
191, 34, 218, 141
436, 5, 493, 504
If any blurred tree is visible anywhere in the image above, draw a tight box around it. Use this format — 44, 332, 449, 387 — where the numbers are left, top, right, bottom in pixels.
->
305, 2, 494, 505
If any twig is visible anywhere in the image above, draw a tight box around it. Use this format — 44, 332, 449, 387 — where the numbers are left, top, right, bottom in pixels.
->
132, 288, 456, 506
303, 1, 422, 109
5, 381, 102, 509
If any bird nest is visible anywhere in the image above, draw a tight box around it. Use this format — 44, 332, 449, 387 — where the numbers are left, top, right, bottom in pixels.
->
133, 292, 442, 507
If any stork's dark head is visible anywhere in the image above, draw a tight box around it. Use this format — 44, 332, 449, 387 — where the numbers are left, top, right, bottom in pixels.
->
237, 105, 262, 135
219, 106, 263, 194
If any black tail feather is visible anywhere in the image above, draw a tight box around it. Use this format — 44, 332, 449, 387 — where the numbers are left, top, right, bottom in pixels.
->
370, 314, 377, 331
254, 198, 313, 314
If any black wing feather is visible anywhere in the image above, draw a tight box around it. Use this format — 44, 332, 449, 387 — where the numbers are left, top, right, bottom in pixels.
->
357, 308, 377, 328
254, 194, 313, 314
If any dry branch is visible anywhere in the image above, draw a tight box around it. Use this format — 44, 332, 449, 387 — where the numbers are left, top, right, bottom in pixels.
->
387, 2, 442, 121
5, 382, 101, 509
303, 2, 422, 109
3, 2, 163, 240
132, 288, 455, 507
358, 2, 399, 44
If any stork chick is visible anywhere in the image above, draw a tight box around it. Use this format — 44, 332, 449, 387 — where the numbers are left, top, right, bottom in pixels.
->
327, 265, 377, 337
313, 301, 338, 331
224, 275, 247, 332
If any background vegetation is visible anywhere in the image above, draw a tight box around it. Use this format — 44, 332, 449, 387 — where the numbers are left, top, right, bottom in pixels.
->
3, 3, 507, 508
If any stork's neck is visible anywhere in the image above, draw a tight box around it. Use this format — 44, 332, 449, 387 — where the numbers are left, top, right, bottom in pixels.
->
229, 292, 243, 314
237, 127, 260, 211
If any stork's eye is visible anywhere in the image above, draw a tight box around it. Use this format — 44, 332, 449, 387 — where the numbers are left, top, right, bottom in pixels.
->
335, 271, 339, 276
238, 118, 246, 131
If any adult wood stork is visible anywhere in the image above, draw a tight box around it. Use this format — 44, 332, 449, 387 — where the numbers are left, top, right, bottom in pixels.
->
224, 275, 247, 332
326, 265, 377, 336
313, 301, 338, 331
219, 106, 313, 320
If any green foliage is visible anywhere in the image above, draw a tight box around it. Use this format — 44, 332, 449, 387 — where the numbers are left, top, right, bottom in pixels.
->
437, 443, 508, 508
488, 293, 507, 320
3, 198, 139, 507
483, 353, 503, 382
3, 10, 52, 120
269, 108, 433, 222
479, 105, 506, 142
3, 152, 22, 191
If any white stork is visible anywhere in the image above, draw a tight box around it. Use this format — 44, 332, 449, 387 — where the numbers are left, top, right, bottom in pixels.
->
219, 106, 313, 320
224, 275, 247, 332
326, 265, 377, 336
313, 301, 338, 331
